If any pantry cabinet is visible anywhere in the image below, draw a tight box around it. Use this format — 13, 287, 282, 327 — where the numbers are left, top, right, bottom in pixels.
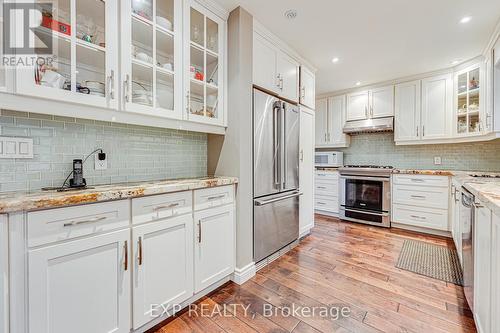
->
299, 107, 315, 235
253, 32, 299, 102
16, 0, 119, 110
315, 96, 350, 148
194, 204, 234, 293
474, 203, 492, 333
121, 0, 183, 119
346, 85, 394, 121
184, 0, 226, 126
132, 214, 193, 329
300, 66, 315, 109
28, 229, 131, 333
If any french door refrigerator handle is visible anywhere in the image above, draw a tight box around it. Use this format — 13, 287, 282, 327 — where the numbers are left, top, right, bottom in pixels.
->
273, 103, 280, 188
254, 191, 303, 206
282, 102, 287, 190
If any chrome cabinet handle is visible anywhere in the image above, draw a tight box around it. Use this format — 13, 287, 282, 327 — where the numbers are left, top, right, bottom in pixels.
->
207, 194, 226, 200
416, 126, 419, 137
154, 203, 180, 210
410, 195, 426, 199
455, 189, 460, 202
138, 237, 143, 266
300, 149, 304, 162
186, 91, 190, 114
108, 70, 115, 100
301, 87, 306, 99
473, 201, 484, 208
63, 216, 107, 227
124, 74, 130, 103
317, 202, 326, 205
422, 126, 425, 137
365, 105, 368, 118
411, 178, 425, 182
255, 191, 303, 206
124, 241, 128, 271
198, 221, 202, 243
276, 74, 281, 89
317, 186, 327, 189
370, 106, 373, 118
273, 104, 280, 187
328, 133, 331, 142
410, 215, 426, 220
324, 133, 327, 142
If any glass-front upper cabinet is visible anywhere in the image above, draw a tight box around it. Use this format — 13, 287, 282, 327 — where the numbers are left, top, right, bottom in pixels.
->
121, 0, 182, 119
15, 0, 118, 108
455, 64, 485, 135
184, 1, 224, 126
0, 0, 5, 91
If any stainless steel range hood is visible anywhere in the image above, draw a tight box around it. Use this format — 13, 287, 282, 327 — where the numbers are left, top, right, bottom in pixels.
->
343, 117, 394, 134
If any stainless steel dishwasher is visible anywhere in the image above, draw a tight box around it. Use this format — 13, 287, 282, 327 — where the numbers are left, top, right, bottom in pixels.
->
461, 187, 474, 312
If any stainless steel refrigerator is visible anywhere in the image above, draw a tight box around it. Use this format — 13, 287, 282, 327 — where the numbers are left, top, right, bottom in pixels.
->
253, 88, 301, 263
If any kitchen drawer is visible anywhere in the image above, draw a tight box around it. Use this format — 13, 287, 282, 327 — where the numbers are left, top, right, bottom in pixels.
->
393, 174, 449, 188
315, 195, 339, 213
27, 200, 130, 247
194, 185, 234, 211
315, 171, 339, 182
392, 204, 448, 231
392, 184, 449, 210
132, 191, 192, 225
315, 181, 338, 196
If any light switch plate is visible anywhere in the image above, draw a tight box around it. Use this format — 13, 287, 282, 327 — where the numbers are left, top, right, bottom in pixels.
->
0, 137, 33, 159
95, 153, 108, 170
434, 156, 442, 165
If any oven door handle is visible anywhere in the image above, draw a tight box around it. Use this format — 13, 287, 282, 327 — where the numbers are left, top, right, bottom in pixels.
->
342, 207, 390, 217
340, 175, 390, 182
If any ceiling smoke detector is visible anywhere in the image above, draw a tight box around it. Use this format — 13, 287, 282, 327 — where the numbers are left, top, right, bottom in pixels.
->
284, 9, 298, 20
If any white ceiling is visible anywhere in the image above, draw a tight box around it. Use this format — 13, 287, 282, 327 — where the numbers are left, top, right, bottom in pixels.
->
215, 0, 500, 94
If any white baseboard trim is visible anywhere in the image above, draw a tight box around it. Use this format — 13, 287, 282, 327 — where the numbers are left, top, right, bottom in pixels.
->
231, 262, 256, 285
391, 223, 452, 238
315, 210, 339, 218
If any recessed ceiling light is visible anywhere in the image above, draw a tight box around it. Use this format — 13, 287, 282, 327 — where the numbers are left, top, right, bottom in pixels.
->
284, 9, 297, 20
460, 16, 471, 24
355, 81, 361, 86
332, 57, 340, 63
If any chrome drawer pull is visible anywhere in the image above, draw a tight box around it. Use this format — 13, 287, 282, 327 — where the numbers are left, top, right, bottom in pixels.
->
124, 241, 128, 271
63, 216, 107, 227
317, 186, 327, 189
410, 195, 426, 199
410, 215, 426, 220
153, 203, 180, 211
411, 179, 425, 182
207, 194, 226, 200
317, 202, 326, 205
198, 221, 202, 243
138, 237, 143, 266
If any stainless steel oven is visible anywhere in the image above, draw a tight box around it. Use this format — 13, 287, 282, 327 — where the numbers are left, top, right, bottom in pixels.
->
339, 166, 392, 228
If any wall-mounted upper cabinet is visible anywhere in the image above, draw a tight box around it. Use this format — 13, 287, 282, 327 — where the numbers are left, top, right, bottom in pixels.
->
121, 0, 183, 119
315, 96, 350, 148
16, 0, 119, 110
253, 32, 299, 103
394, 80, 421, 142
299, 66, 315, 109
346, 85, 394, 121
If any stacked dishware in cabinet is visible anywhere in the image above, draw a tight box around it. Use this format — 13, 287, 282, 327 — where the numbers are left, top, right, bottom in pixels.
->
314, 170, 340, 216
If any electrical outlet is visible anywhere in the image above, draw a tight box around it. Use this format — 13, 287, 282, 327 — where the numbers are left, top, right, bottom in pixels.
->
95, 153, 108, 170
434, 156, 442, 165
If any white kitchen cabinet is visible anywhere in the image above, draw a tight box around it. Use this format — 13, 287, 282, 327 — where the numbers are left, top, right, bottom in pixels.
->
370, 86, 394, 118
277, 52, 299, 102
455, 63, 485, 136
121, 0, 183, 119
491, 213, 500, 333
474, 203, 492, 333
315, 98, 328, 146
314, 171, 339, 215
299, 107, 315, 235
28, 229, 131, 333
300, 66, 315, 109
346, 91, 369, 121
450, 180, 462, 263
421, 73, 453, 139
252, 32, 299, 103
184, 0, 226, 126
132, 214, 193, 329
0, 215, 7, 333
16, 0, 119, 110
315, 96, 350, 148
395, 80, 421, 142
194, 204, 234, 293
392, 174, 449, 231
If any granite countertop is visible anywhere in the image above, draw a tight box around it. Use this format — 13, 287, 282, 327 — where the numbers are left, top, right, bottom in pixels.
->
0, 177, 238, 214
392, 169, 455, 176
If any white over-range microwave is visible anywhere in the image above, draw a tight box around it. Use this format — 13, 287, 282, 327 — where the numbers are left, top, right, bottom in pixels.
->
315, 151, 344, 167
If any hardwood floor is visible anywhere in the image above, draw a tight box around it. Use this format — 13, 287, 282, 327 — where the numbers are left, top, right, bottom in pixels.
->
151, 215, 476, 333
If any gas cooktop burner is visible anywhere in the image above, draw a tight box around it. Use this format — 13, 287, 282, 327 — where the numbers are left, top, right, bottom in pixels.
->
344, 165, 394, 169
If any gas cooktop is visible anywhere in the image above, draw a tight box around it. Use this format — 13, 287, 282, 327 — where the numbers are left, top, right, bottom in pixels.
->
469, 174, 500, 178
344, 165, 394, 169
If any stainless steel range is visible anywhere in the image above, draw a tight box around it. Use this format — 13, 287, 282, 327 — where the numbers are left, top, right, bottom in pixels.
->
339, 165, 393, 228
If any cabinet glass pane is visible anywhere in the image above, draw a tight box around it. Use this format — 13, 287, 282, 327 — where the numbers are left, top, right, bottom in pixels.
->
456, 66, 482, 135
156, 32, 174, 71
132, 64, 153, 106
132, 0, 152, 21
76, 45, 105, 96
157, 0, 174, 32
190, 9, 204, 46
206, 18, 218, 53
190, 80, 204, 116
76, 0, 105, 47
206, 87, 218, 119
190, 46, 204, 83
457, 73, 467, 95
132, 19, 153, 64
206, 54, 218, 87
157, 72, 174, 110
